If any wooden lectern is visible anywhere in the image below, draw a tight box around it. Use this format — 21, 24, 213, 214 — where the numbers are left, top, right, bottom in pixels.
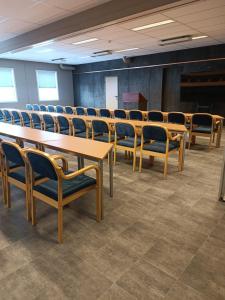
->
122, 93, 147, 110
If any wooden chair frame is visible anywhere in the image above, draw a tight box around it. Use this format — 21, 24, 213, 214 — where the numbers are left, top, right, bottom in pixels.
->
24, 149, 101, 243
167, 112, 186, 125
148, 110, 164, 122
91, 120, 113, 143
139, 125, 183, 177
20, 112, 32, 127
129, 110, 143, 121
31, 113, 44, 130
71, 117, 89, 138
188, 113, 214, 149
43, 115, 57, 132
56, 116, 72, 135
114, 123, 140, 171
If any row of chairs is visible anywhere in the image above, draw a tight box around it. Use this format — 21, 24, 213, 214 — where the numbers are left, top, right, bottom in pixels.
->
25, 103, 187, 123
0, 109, 182, 175
0, 140, 101, 243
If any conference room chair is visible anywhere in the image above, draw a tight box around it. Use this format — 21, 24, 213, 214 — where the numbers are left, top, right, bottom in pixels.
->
167, 112, 186, 125
71, 117, 89, 138
57, 116, 71, 135
11, 111, 22, 125
139, 125, 182, 177
40, 105, 47, 111
87, 107, 97, 116
65, 106, 74, 114
114, 122, 141, 171
33, 104, 40, 111
129, 110, 143, 121
26, 104, 33, 110
188, 113, 214, 149
43, 114, 57, 132
0, 110, 4, 122
21, 112, 32, 127
76, 107, 85, 115
148, 111, 164, 122
56, 105, 64, 113
47, 105, 55, 112
99, 108, 111, 118
114, 109, 127, 119
92, 120, 114, 143
25, 148, 101, 243
3, 110, 12, 123
31, 113, 43, 130
1, 141, 43, 220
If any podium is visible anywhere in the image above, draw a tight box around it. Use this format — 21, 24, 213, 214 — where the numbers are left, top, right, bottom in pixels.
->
122, 93, 147, 110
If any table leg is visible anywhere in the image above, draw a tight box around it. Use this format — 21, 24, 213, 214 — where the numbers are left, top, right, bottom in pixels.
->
109, 149, 113, 197
218, 146, 225, 201
98, 160, 104, 220
216, 120, 223, 148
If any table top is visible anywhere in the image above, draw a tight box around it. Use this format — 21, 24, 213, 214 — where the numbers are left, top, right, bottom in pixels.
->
0, 123, 112, 160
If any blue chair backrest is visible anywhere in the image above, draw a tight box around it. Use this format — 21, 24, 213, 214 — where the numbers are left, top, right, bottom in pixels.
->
148, 111, 164, 122
47, 105, 55, 112
143, 125, 167, 142
87, 108, 97, 116
3, 110, 12, 121
21, 112, 30, 123
40, 105, 47, 111
27, 152, 58, 180
192, 114, 213, 127
57, 116, 69, 130
56, 105, 64, 113
114, 109, 126, 119
115, 123, 135, 138
33, 104, 40, 111
76, 107, 85, 115
43, 114, 54, 126
26, 104, 33, 110
129, 110, 143, 120
92, 120, 108, 134
0, 110, 4, 120
31, 113, 41, 124
168, 112, 185, 125
65, 106, 74, 114
72, 118, 86, 132
99, 109, 110, 118
12, 111, 20, 121
2, 143, 25, 167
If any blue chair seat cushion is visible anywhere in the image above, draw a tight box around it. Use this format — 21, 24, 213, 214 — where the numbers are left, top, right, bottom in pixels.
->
94, 134, 114, 143
34, 173, 96, 200
75, 131, 89, 138
60, 129, 70, 135
143, 140, 179, 153
117, 137, 141, 148
24, 122, 31, 127
192, 126, 212, 133
45, 126, 55, 132
33, 123, 42, 129
9, 168, 44, 183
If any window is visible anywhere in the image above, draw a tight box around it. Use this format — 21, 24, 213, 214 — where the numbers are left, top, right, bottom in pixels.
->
36, 70, 59, 101
0, 68, 17, 102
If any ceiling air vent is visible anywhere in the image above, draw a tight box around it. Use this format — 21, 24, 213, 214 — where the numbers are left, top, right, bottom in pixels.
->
91, 50, 112, 57
159, 35, 192, 46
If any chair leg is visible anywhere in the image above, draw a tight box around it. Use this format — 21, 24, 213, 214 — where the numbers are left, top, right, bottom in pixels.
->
96, 186, 101, 222
188, 133, 192, 149
178, 149, 182, 171
25, 187, 31, 221
209, 134, 213, 147
133, 150, 136, 172
139, 151, 143, 172
31, 194, 36, 226
149, 156, 154, 166
58, 207, 63, 243
163, 156, 168, 178
125, 151, 127, 159
6, 182, 11, 208
114, 147, 116, 165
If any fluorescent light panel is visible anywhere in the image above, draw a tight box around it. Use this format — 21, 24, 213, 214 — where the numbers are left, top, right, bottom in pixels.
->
72, 38, 98, 45
192, 35, 208, 40
33, 40, 54, 48
132, 19, 174, 31
115, 48, 139, 53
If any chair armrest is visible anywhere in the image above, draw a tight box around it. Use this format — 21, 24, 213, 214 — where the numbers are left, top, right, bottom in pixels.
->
170, 134, 182, 141
61, 164, 99, 180
51, 154, 68, 172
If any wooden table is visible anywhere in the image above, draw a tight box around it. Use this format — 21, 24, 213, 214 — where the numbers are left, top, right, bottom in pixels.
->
0, 123, 113, 219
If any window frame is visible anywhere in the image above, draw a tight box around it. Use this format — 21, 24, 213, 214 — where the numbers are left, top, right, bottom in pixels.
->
36, 69, 59, 102
0, 67, 18, 103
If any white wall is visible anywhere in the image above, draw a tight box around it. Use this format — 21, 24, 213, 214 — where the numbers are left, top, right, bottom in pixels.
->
0, 59, 74, 109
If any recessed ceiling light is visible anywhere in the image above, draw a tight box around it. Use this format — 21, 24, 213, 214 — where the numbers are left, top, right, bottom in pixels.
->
132, 19, 174, 31
80, 56, 91, 58
32, 40, 54, 48
37, 48, 53, 53
115, 48, 139, 53
72, 38, 98, 45
192, 35, 208, 40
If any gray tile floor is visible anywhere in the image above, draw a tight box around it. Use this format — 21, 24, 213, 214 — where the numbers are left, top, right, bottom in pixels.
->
0, 134, 225, 300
